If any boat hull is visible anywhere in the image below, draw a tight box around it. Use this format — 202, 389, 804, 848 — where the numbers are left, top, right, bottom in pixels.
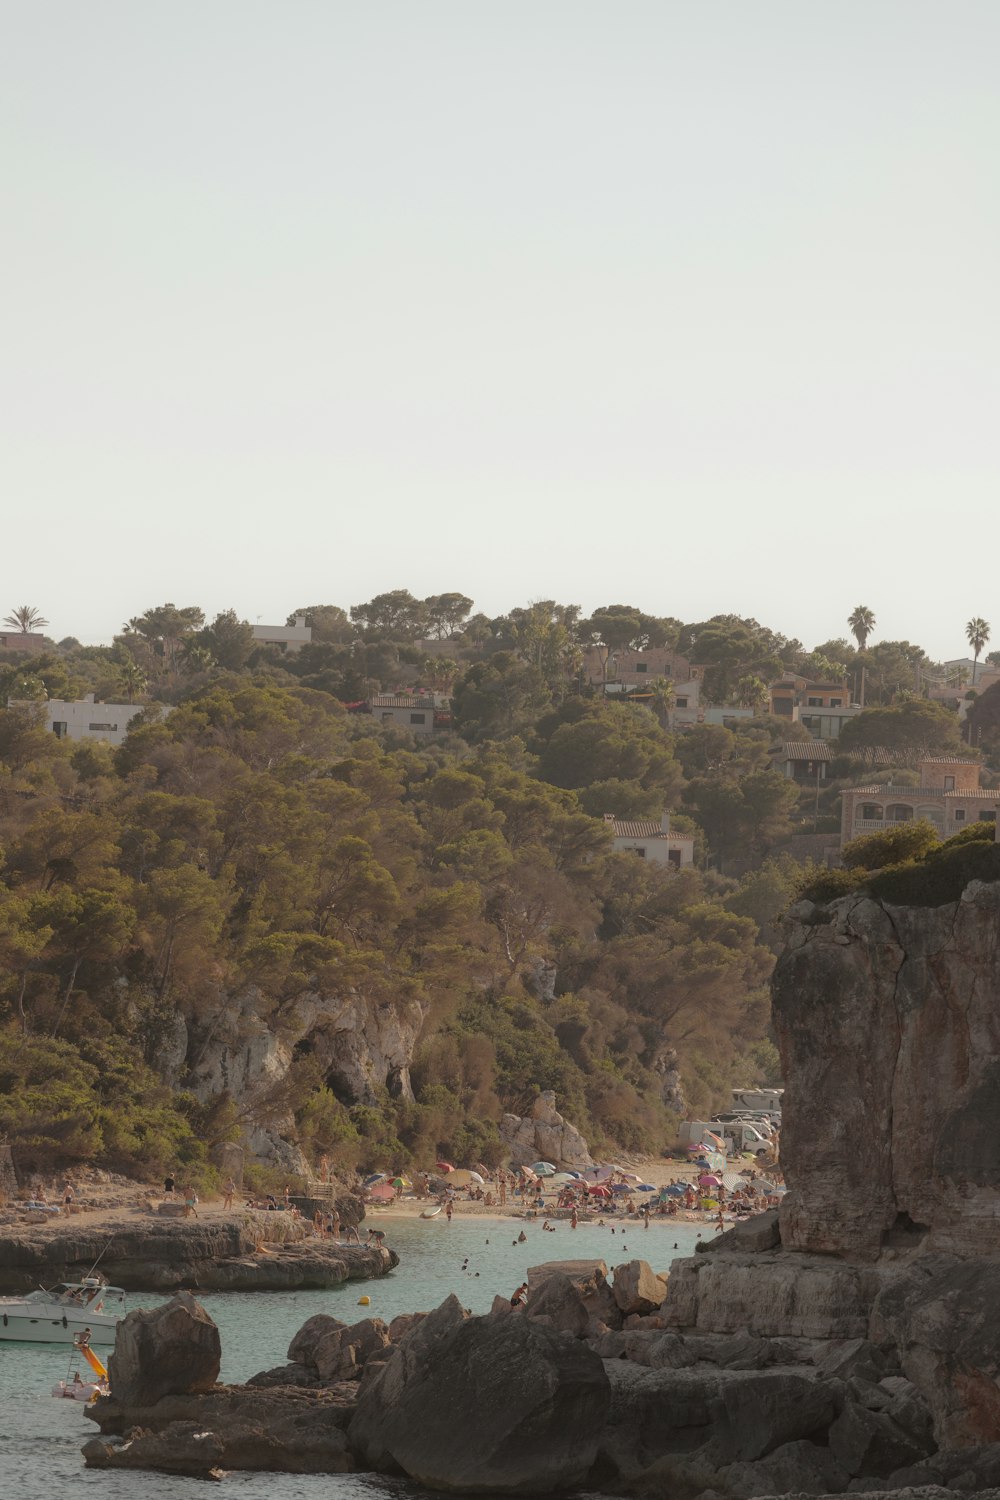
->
0, 1310, 120, 1344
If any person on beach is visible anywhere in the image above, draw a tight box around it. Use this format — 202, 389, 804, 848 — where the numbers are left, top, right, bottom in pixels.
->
319, 1154, 330, 1184
223, 1177, 236, 1210
184, 1187, 198, 1218
510, 1283, 527, 1306
517, 1229, 527, 1243
164, 1172, 175, 1198
343, 1222, 361, 1243
63, 1181, 74, 1208
367, 1228, 386, 1246
445, 1200, 453, 1222
570, 1205, 578, 1229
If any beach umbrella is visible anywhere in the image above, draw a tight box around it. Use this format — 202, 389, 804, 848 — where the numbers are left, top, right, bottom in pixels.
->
756, 1179, 776, 1193
530, 1162, 557, 1176
435, 1161, 455, 1172
562, 1170, 581, 1179
703, 1131, 726, 1152
368, 1183, 394, 1201
519, 1165, 538, 1181
699, 1173, 721, 1188
663, 1183, 686, 1197
619, 1171, 642, 1183
549, 1172, 576, 1185
468, 1171, 485, 1184
611, 1183, 630, 1194
581, 1165, 614, 1183
636, 1183, 656, 1192
363, 1172, 386, 1186
587, 1184, 612, 1197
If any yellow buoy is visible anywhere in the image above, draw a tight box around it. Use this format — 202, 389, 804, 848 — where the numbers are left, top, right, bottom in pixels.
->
358, 1295, 371, 1306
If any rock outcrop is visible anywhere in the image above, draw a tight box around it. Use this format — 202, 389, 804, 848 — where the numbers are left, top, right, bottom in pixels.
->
0, 1212, 396, 1292
773, 881, 1000, 1261
107, 1291, 220, 1406
500, 1090, 594, 1168
349, 1297, 611, 1493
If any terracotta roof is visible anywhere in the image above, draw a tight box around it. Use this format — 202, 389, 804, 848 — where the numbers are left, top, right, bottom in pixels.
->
611, 819, 693, 842
919, 757, 983, 765
843, 786, 1000, 801
779, 742, 832, 762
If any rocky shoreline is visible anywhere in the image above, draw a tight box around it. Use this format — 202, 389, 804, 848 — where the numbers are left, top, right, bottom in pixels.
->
0, 1211, 396, 1292
80, 876, 1000, 1497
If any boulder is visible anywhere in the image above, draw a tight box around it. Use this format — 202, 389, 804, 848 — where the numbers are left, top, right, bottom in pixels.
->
697, 1208, 781, 1255
350, 1295, 610, 1493
388, 1311, 426, 1342
524, 1271, 590, 1338
526, 1259, 606, 1291
246, 1361, 322, 1389
828, 1403, 932, 1478
287, 1313, 347, 1367
716, 1437, 851, 1497
500, 1091, 594, 1169
612, 1259, 668, 1316
313, 1317, 389, 1382
107, 1291, 221, 1407
349, 1293, 470, 1470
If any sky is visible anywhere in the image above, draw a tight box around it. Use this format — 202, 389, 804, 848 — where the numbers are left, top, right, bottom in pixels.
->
3, 2, 998, 658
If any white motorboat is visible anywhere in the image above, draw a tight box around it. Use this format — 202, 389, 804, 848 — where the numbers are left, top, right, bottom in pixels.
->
0, 1276, 126, 1344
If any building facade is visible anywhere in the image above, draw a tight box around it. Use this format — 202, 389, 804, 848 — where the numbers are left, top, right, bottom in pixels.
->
43, 694, 152, 746
252, 617, 312, 653
839, 757, 1000, 845
604, 812, 695, 868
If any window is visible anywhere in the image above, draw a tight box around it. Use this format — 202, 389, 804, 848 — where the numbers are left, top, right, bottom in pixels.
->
887, 804, 914, 823
381, 712, 393, 723
773, 699, 794, 716
807, 697, 823, 707
631, 846, 646, 857
979, 811, 997, 823
409, 713, 426, 725
860, 804, 884, 821
676, 697, 688, 708
830, 698, 842, 707
88, 722, 117, 732
52, 721, 68, 739
944, 776, 955, 790
667, 849, 682, 869
635, 662, 648, 673
954, 809, 966, 823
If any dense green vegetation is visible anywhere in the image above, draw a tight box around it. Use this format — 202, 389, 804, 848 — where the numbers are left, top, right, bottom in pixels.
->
0, 591, 994, 1178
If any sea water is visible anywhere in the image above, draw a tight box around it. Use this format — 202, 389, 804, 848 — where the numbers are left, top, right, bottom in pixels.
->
0, 1216, 704, 1499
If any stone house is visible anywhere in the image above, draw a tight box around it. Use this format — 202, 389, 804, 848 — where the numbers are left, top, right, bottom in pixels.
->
839, 756, 1000, 845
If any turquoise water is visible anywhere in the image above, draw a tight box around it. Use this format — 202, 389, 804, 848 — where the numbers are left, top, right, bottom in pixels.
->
0, 1216, 703, 1498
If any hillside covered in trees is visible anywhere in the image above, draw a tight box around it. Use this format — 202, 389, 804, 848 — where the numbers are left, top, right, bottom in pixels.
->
0, 590, 994, 1183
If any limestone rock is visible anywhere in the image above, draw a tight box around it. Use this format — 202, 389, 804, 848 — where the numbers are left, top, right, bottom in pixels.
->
313, 1316, 389, 1383
698, 1208, 781, 1255
871, 1254, 1000, 1448
107, 1291, 221, 1407
661, 1251, 885, 1340
350, 1295, 610, 1492
500, 1091, 594, 1168
716, 1437, 851, 1497
829, 1401, 931, 1478
349, 1293, 470, 1470
611, 1259, 668, 1316
287, 1313, 347, 1366
524, 1270, 590, 1338
597, 1362, 840, 1486
773, 882, 1000, 1260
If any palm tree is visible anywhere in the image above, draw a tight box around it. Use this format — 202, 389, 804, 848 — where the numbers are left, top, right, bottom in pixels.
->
3, 605, 49, 633
650, 676, 675, 729
736, 674, 770, 712
116, 653, 148, 705
847, 605, 876, 707
966, 617, 991, 686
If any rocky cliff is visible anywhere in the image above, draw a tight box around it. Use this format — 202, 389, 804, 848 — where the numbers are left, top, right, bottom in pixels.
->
156, 984, 426, 1170
773, 879, 1000, 1261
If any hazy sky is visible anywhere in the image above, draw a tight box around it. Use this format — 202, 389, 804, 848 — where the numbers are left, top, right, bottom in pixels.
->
3, 2, 998, 658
